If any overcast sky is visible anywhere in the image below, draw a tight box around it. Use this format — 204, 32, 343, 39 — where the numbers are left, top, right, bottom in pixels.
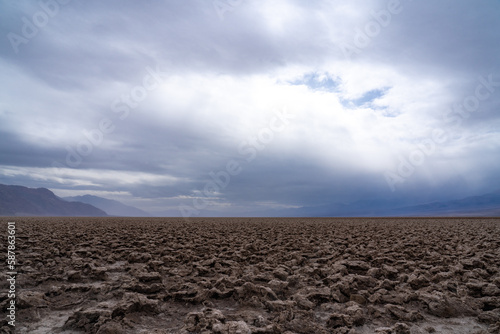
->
1, 0, 499, 216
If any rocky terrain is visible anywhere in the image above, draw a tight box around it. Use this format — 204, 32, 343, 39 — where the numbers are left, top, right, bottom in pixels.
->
1, 217, 499, 333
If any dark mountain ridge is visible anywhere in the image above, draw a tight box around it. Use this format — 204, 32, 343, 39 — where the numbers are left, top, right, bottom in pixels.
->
0, 184, 107, 216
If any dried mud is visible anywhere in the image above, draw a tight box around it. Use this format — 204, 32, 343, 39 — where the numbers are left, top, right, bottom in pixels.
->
1, 217, 500, 334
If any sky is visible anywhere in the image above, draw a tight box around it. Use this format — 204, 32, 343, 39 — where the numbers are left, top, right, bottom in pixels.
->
1, 0, 499, 216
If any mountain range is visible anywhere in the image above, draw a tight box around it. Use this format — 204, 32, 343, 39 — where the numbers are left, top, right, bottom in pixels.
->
63, 195, 150, 217
237, 190, 500, 217
0, 183, 499, 217
0, 184, 107, 216
0, 184, 149, 217
391, 190, 500, 217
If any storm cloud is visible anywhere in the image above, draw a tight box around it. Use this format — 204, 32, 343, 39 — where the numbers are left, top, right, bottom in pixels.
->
1, 0, 499, 216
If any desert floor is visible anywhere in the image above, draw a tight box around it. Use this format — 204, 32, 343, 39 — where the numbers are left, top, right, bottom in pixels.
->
1, 217, 500, 334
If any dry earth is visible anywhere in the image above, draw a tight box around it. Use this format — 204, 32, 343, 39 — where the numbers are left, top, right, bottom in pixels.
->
1, 217, 500, 334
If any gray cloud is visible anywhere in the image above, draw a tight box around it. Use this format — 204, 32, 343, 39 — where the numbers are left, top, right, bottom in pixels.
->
1, 0, 499, 216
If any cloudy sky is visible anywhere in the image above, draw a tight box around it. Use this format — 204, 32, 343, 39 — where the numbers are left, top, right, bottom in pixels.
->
1, 0, 499, 216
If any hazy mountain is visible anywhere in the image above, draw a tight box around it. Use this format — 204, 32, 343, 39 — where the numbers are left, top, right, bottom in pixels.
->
392, 190, 500, 216
154, 191, 500, 217
0, 184, 107, 216
64, 195, 150, 217
2, 183, 497, 217
260, 190, 500, 217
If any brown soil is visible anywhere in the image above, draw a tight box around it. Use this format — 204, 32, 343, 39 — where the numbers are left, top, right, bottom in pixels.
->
1, 217, 499, 334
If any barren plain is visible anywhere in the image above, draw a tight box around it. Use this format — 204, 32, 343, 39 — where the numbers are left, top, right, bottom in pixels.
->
1, 217, 500, 334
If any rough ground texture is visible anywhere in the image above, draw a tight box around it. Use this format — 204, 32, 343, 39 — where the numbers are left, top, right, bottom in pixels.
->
1, 217, 499, 334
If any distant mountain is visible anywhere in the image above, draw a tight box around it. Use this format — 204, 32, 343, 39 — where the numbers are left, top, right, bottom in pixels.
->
392, 190, 500, 216
0, 184, 107, 216
258, 190, 500, 217
158, 191, 500, 217
64, 195, 150, 217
